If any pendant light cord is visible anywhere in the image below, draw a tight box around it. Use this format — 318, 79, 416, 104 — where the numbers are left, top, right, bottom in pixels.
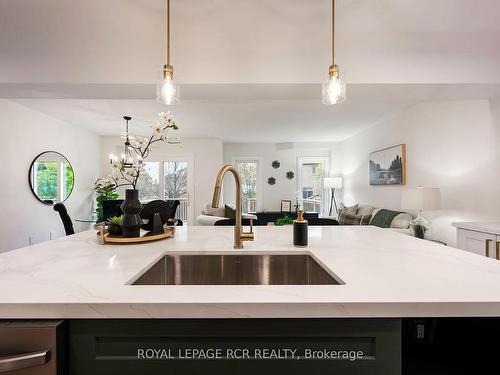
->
331, 0, 335, 66
166, 0, 170, 65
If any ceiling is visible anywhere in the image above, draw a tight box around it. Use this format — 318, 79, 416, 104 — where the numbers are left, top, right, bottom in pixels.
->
1, 0, 500, 85
2, 0, 500, 142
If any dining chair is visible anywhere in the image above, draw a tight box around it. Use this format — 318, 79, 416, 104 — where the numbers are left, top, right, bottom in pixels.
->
102, 199, 124, 221
140, 200, 181, 230
53, 203, 75, 235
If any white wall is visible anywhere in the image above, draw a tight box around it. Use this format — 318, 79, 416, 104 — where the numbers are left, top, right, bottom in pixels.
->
338, 99, 500, 246
223, 142, 337, 211
100, 137, 223, 224
0, 100, 101, 253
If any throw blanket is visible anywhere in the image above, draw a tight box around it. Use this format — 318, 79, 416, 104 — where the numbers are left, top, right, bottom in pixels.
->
370, 209, 402, 228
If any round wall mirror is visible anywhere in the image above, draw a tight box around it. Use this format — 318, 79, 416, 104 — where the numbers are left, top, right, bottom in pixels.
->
29, 151, 75, 205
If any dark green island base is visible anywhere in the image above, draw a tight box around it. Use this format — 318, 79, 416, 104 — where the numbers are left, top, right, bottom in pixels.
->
67, 318, 500, 375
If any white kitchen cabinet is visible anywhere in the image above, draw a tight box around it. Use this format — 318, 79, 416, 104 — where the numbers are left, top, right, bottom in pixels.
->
453, 222, 500, 260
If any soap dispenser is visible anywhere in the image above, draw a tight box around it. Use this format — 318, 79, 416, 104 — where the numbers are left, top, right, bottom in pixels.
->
293, 210, 308, 247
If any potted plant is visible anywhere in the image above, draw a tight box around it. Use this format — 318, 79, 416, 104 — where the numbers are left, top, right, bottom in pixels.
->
107, 216, 123, 236
275, 215, 294, 226
410, 218, 430, 239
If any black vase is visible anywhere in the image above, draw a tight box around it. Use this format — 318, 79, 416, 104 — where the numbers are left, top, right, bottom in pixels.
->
120, 189, 143, 238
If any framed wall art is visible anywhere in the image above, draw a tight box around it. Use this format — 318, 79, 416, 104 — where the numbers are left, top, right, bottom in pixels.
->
369, 144, 406, 185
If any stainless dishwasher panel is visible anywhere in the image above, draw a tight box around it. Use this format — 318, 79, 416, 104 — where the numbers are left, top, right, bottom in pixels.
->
0, 321, 66, 375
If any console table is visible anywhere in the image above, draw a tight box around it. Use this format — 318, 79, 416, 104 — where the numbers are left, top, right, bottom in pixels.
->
256, 211, 319, 225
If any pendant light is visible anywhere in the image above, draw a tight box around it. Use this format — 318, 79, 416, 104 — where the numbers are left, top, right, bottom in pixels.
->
157, 0, 180, 105
322, 0, 346, 105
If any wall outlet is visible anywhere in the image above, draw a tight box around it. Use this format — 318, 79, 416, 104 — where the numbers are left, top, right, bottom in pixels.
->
29, 232, 52, 245
50, 230, 64, 240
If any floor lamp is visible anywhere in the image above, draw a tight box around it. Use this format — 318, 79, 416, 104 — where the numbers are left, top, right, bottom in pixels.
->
324, 177, 343, 216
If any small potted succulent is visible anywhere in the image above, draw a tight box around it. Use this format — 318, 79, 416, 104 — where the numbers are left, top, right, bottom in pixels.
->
107, 216, 123, 236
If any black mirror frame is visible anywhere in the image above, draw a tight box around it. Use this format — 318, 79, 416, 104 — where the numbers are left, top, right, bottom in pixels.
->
28, 151, 75, 205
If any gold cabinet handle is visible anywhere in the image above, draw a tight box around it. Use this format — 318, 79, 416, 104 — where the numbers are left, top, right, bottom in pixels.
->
485, 239, 493, 257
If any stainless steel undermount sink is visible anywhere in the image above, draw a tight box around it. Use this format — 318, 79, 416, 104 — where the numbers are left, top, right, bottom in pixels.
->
131, 252, 343, 286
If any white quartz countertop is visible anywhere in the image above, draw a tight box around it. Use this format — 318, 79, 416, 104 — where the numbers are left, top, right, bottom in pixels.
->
452, 222, 500, 236
1, 226, 500, 318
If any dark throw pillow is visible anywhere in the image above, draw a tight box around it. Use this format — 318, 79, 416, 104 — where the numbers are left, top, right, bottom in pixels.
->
338, 212, 372, 226
338, 212, 361, 225
224, 204, 236, 219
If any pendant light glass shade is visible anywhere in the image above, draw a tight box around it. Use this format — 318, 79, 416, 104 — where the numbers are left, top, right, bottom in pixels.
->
322, 65, 346, 105
157, 65, 180, 105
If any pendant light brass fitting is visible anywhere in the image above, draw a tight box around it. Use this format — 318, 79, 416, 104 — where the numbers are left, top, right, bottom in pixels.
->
328, 64, 339, 78
163, 64, 174, 79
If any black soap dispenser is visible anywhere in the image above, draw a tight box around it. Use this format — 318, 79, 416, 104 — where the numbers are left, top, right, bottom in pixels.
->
293, 210, 308, 247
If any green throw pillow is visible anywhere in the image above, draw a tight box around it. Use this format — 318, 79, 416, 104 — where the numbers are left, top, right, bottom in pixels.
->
370, 209, 402, 228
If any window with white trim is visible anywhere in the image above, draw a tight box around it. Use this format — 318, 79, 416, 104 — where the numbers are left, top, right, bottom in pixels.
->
297, 157, 330, 215
235, 159, 260, 213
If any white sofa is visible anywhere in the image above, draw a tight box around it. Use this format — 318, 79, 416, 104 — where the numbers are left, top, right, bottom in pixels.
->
335, 203, 413, 235
196, 203, 257, 225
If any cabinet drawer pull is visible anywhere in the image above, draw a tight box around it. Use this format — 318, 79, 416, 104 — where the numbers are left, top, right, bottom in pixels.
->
0, 350, 49, 373
485, 239, 493, 257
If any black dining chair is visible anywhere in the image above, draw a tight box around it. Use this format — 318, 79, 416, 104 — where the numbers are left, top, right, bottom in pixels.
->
140, 200, 182, 230
53, 203, 75, 235
102, 199, 124, 221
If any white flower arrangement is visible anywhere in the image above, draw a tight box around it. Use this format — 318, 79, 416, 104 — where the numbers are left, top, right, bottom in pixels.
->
94, 177, 116, 191
105, 112, 180, 189
131, 136, 148, 148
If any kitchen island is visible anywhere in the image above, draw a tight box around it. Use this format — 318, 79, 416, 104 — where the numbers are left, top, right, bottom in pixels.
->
1, 225, 500, 318
2, 225, 500, 375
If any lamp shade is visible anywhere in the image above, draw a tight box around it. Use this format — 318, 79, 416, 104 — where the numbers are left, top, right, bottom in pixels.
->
401, 187, 442, 211
324, 177, 343, 189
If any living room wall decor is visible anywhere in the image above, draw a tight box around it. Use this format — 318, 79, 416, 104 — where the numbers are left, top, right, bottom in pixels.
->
369, 144, 406, 185
272, 160, 280, 169
267, 177, 276, 185
286, 171, 294, 179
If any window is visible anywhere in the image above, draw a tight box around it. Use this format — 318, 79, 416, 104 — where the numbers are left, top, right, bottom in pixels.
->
164, 161, 188, 200
302, 187, 314, 199
136, 161, 188, 202
136, 162, 160, 201
133, 158, 193, 224
235, 159, 260, 213
297, 157, 330, 215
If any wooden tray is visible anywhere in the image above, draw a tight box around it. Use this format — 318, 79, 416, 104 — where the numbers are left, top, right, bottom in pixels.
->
98, 226, 174, 245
